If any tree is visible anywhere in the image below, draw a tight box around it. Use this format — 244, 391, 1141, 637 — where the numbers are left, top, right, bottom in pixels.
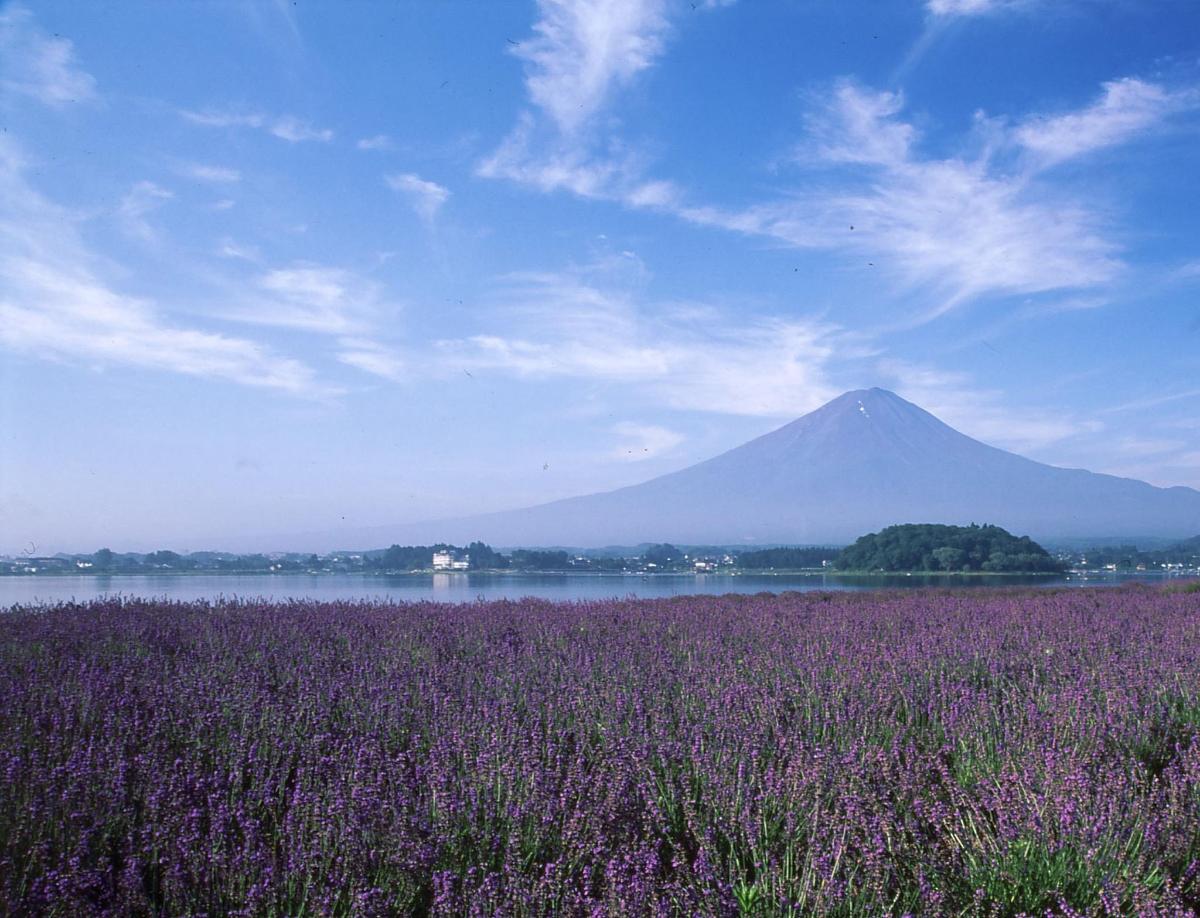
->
736, 547, 840, 569
931, 547, 966, 571
376, 544, 436, 571
145, 550, 185, 568
642, 544, 682, 567
509, 550, 570, 570
467, 542, 506, 570
835, 524, 1063, 573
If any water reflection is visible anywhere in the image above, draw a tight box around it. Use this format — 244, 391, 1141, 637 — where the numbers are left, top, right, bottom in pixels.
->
0, 570, 1186, 608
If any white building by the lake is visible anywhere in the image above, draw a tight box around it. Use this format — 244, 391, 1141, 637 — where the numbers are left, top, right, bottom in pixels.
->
432, 550, 470, 571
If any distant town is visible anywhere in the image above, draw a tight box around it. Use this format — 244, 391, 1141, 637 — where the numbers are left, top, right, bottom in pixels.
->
4, 527, 1199, 577
0, 543, 811, 576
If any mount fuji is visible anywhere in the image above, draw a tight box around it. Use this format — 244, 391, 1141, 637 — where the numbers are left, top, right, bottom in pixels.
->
353, 388, 1200, 548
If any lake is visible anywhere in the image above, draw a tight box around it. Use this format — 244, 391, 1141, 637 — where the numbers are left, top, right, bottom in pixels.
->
0, 570, 1177, 608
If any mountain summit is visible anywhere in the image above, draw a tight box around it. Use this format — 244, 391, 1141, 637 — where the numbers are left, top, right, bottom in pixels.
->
370, 388, 1200, 547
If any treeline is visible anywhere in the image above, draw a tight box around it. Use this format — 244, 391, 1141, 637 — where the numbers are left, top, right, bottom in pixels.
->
1075, 537, 1200, 570
373, 544, 586, 571
49, 549, 322, 574
834, 523, 1063, 573
19, 525, 1192, 577
737, 547, 841, 569
373, 543, 470, 571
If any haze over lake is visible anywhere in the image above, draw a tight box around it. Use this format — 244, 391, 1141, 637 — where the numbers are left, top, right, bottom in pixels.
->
0, 571, 1175, 608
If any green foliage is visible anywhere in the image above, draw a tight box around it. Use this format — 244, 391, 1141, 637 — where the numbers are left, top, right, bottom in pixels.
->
466, 541, 505, 570
642, 543, 683, 566
213, 553, 273, 571
584, 554, 628, 571
960, 834, 1164, 915
1074, 535, 1200, 570
508, 549, 571, 570
144, 550, 194, 570
834, 523, 1063, 573
375, 544, 436, 570
735, 547, 840, 569
931, 546, 966, 571
373, 543, 491, 571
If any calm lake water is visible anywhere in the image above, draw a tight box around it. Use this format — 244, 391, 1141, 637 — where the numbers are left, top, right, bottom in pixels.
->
0, 571, 1179, 608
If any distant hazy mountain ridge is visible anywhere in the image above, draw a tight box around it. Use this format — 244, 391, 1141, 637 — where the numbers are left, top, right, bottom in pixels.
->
363, 388, 1200, 547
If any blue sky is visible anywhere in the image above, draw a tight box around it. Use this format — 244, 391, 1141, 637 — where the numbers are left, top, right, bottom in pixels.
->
2, 0, 1199, 553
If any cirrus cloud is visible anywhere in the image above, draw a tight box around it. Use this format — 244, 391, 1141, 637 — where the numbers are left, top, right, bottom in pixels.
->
0, 5, 96, 107
181, 108, 333, 143
385, 173, 450, 221
0, 136, 332, 398
1014, 78, 1192, 167
432, 265, 848, 418
513, 0, 670, 136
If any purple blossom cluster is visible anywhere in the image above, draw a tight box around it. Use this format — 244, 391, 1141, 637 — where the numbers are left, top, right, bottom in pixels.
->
2, 587, 1200, 915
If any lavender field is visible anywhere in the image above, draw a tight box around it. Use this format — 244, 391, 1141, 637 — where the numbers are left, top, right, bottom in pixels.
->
3, 587, 1200, 916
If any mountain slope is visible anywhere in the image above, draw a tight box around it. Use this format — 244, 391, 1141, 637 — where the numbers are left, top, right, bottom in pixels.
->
355, 389, 1200, 547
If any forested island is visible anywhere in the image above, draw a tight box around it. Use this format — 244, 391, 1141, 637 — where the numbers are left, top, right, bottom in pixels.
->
833, 523, 1064, 573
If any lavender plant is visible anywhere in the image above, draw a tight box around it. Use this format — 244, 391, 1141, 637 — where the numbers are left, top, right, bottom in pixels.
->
2, 587, 1199, 915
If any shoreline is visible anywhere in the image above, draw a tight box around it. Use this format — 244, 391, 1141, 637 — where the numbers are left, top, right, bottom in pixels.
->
0, 568, 1187, 579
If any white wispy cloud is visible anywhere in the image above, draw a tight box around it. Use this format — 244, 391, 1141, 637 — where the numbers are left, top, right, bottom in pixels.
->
433, 266, 846, 417
226, 265, 387, 335
0, 264, 324, 395
356, 134, 393, 151
216, 238, 259, 261
181, 109, 333, 143
270, 115, 333, 143
181, 110, 260, 129
876, 358, 1104, 453
1101, 388, 1200, 415
610, 422, 684, 461
1163, 451, 1200, 471
336, 337, 406, 382
479, 112, 620, 197
0, 5, 96, 107
182, 163, 241, 183
1015, 78, 1193, 167
1110, 436, 1189, 459
0, 138, 327, 396
1050, 440, 1200, 490
117, 181, 174, 243
899, 1, 1038, 83
385, 173, 450, 221
513, 0, 670, 136
677, 80, 1132, 316
925, 0, 1029, 17
479, 109, 679, 208
223, 265, 408, 384
479, 0, 711, 205
485, 3, 1162, 317
812, 84, 916, 166
207, 257, 407, 383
